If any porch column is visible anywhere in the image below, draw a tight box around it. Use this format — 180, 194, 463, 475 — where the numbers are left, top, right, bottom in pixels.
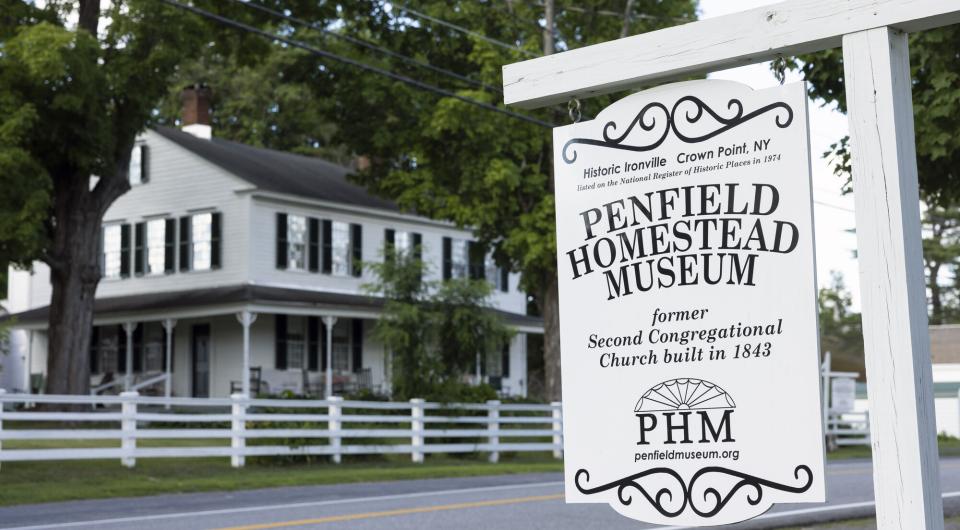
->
322, 316, 338, 398
162, 319, 177, 406
235, 311, 258, 397
25, 330, 34, 396
122, 322, 138, 391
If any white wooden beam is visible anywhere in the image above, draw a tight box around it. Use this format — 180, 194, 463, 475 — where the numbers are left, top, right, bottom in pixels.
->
503, 0, 960, 108
843, 27, 943, 530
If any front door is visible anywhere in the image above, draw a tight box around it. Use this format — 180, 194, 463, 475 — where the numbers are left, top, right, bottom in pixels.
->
192, 324, 211, 397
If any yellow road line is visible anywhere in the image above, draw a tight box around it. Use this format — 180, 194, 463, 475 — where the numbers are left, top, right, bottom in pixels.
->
213, 493, 565, 530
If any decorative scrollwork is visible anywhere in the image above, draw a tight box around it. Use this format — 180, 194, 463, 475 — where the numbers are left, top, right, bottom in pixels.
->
574, 465, 813, 519
562, 96, 794, 164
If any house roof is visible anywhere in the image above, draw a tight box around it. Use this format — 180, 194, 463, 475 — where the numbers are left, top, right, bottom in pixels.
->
5, 284, 544, 331
152, 126, 398, 212
930, 325, 960, 364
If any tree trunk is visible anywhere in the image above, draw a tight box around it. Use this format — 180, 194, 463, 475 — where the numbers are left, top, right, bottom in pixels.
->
928, 261, 943, 324
541, 275, 562, 401
44, 177, 108, 396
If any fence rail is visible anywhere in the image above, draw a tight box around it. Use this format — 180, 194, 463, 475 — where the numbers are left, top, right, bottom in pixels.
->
0, 390, 563, 468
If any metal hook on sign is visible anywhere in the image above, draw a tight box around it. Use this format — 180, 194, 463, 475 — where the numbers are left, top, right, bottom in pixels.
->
773, 55, 787, 85
568, 98, 582, 123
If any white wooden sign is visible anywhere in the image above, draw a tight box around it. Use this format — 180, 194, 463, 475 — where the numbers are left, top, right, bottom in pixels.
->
831, 378, 857, 413
553, 79, 825, 526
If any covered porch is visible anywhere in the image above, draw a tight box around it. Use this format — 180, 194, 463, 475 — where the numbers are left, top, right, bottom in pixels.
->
9, 285, 543, 399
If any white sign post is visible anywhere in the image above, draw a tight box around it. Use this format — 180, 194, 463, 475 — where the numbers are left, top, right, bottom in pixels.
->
504, 2, 958, 528
553, 80, 824, 526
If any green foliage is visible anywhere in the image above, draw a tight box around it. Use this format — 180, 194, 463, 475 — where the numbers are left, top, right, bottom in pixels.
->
365, 248, 512, 401
818, 273, 864, 375
922, 203, 960, 324
783, 27, 960, 203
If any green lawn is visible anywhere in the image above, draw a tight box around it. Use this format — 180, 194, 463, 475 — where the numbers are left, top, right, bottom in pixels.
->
0, 453, 562, 507
827, 435, 960, 460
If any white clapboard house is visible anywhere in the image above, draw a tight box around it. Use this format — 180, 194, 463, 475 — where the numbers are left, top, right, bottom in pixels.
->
4, 87, 541, 399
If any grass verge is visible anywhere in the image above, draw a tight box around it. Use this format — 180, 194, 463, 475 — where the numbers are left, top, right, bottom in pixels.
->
0, 453, 562, 507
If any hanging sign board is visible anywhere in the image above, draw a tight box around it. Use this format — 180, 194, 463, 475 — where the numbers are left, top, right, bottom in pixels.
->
831, 377, 857, 413
553, 80, 825, 526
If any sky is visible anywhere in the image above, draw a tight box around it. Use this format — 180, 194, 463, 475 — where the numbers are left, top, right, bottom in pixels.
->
698, 0, 861, 309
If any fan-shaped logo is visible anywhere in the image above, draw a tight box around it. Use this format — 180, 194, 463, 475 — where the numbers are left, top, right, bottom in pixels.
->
635, 378, 735, 445
635, 378, 736, 412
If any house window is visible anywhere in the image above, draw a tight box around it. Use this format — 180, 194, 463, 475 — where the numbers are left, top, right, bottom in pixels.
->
286, 315, 307, 370
191, 213, 213, 271
451, 239, 469, 279
129, 143, 147, 185
142, 323, 165, 372
394, 231, 413, 255
331, 221, 351, 276
103, 225, 124, 279
146, 219, 166, 275
96, 327, 121, 374
287, 215, 308, 271
332, 321, 350, 372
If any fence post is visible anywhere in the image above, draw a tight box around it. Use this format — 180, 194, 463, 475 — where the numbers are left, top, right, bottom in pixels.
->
231, 393, 246, 468
410, 398, 424, 464
120, 391, 138, 468
551, 401, 562, 459
487, 400, 500, 463
329, 396, 343, 464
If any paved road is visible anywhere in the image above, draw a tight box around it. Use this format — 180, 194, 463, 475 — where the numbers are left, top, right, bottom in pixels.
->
1, 458, 959, 530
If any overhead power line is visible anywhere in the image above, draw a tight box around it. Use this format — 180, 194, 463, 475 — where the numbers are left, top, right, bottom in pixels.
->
394, 4, 537, 58
229, 0, 502, 94
161, 0, 554, 129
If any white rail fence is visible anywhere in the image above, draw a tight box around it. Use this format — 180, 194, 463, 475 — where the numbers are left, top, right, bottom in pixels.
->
826, 411, 871, 447
0, 390, 563, 468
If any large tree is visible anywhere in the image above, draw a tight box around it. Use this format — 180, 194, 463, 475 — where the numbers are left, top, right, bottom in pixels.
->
784, 27, 960, 201
168, 0, 697, 401
783, 26, 960, 324
341, 1, 696, 401
0, 1, 216, 394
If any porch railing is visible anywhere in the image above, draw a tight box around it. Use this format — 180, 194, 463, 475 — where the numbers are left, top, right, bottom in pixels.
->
0, 389, 563, 468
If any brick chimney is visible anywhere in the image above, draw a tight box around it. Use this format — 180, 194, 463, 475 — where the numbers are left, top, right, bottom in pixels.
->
180, 84, 212, 140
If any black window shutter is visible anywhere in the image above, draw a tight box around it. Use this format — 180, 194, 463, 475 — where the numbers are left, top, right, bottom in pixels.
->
89, 326, 100, 373
351, 319, 363, 373
442, 237, 452, 280
307, 316, 319, 371
321, 220, 332, 274
351, 224, 362, 277
502, 341, 511, 378
468, 241, 486, 280
413, 233, 423, 283
274, 314, 288, 370
481, 351, 487, 377
211, 212, 222, 269
132, 324, 143, 372
500, 267, 509, 292
117, 324, 128, 373
164, 219, 176, 273
384, 229, 395, 259
120, 224, 131, 278
179, 216, 191, 272
412, 233, 422, 261
308, 218, 319, 272
139, 145, 149, 184
320, 319, 328, 371
134, 222, 145, 276
276, 213, 288, 270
